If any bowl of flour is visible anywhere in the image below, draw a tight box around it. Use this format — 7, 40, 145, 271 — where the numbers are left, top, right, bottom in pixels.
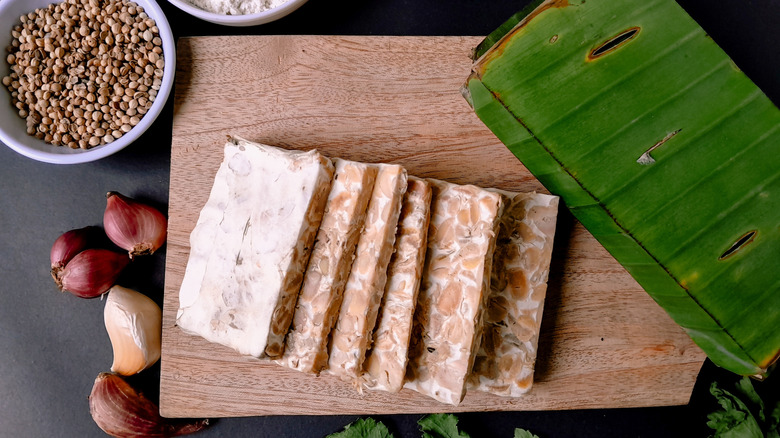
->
168, 0, 307, 26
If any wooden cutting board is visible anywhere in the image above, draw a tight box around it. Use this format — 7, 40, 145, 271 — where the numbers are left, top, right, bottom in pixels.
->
160, 35, 706, 418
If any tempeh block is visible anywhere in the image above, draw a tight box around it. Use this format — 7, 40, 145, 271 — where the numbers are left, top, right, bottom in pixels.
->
468, 190, 559, 397
327, 164, 408, 382
363, 177, 433, 393
404, 178, 503, 406
279, 159, 378, 374
176, 136, 334, 359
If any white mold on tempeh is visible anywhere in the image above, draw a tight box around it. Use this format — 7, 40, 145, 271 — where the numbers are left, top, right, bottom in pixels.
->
176, 136, 334, 359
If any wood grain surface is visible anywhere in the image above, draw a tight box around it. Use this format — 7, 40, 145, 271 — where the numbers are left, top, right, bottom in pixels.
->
160, 35, 706, 418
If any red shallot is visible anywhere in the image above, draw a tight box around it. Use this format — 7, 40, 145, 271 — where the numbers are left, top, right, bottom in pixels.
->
50, 226, 99, 280
89, 373, 208, 437
54, 249, 129, 298
104, 192, 167, 259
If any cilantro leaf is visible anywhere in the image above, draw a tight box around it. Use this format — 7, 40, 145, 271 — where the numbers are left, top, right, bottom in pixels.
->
707, 381, 763, 438
735, 377, 766, 422
326, 417, 394, 438
514, 428, 540, 438
418, 413, 471, 438
767, 399, 780, 438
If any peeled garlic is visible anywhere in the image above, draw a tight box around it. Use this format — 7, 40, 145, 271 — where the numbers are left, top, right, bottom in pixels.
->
104, 285, 161, 376
89, 372, 209, 437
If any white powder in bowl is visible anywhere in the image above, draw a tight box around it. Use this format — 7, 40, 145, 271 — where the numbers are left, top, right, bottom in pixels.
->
182, 0, 288, 15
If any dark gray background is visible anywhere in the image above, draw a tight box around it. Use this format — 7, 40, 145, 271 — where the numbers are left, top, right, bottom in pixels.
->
1, 0, 778, 437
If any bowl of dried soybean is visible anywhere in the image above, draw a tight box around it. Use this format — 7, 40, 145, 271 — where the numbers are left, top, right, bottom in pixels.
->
0, 0, 175, 164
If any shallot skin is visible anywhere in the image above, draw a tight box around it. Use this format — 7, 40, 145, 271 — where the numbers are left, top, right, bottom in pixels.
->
89, 373, 208, 438
55, 249, 130, 298
104, 192, 168, 259
50, 226, 99, 278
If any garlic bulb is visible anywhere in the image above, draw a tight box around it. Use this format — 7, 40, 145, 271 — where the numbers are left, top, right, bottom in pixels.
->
55, 249, 130, 298
89, 372, 209, 437
104, 286, 162, 376
104, 192, 167, 259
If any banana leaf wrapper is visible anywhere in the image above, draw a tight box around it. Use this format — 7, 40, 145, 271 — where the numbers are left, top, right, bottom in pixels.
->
464, 0, 780, 376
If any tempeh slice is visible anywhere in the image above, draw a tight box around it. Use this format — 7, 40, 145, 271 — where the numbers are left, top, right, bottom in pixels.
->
404, 178, 503, 406
363, 177, 433, 393
176, 136, 334, 359
468, 190, 559, 397
279, 159, 378, 374
327, 164, 408, 382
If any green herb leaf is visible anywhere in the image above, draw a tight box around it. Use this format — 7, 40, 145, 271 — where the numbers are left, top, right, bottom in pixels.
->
514, 428, 540, 438
418, 414, 470, 438
767, 400, 780, 438
736, 377, 767, 422
707, 381, 763, 438
326, 417, 394, 438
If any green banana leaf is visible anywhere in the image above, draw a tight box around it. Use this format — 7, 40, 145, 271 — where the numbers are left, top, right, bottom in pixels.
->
464, 0, 780, 377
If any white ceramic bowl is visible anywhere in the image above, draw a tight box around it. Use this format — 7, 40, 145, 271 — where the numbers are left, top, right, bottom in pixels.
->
166, 0, 308, 27
0, 0, 176, 164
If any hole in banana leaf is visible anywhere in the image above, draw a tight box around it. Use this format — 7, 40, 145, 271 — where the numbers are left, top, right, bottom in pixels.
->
637, 129, 681, 165
589, 27, 640, 60
719, 230, 757, 260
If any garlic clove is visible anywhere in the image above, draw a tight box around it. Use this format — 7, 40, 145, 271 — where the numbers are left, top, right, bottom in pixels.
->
55, 249, 130, 298
104, 192, 168, 259
50, 226, 99, 280
89, 372, 209, 438
104, 285, 162, 376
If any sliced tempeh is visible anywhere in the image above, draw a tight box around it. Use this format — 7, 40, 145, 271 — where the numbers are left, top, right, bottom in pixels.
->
404, 178, 503, 406
363, 176, 433, 393
468, 190, 559, 397
279, 159, 378, 374
327, 164, 408, 382
176, 136, 334, 359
